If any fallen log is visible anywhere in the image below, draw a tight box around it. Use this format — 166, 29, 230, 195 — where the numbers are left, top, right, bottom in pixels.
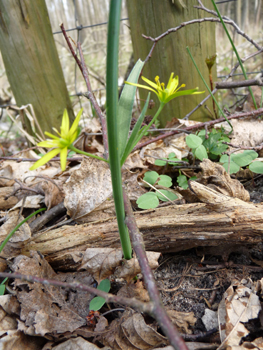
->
14, 181, 263, 270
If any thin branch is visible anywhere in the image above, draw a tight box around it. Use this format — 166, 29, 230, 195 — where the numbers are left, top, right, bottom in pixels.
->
77, 43, 109, 159
195, 0, 262, 50
122, 187, 188, 350
216, 78, 263, 89
60, 23, 108, 160
133, 108, 263, 151
0, 272, 153, 314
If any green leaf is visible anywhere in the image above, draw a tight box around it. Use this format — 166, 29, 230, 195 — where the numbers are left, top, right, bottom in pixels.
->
194, 144, 208, 160
97, 279, 111, 292
186, 134, 202, 149
222, 161, 240, 174
0, 285, 5, 296
249, 161, 263, 174
155, 159, 167, 166
232, 150, 258, 167
156, 190, 178, 202
118, 59, 144, 160
143, 171, 159, 185
209, 142, 228, 155
121, 93, 150, 165
89, 296, 107, 311
220, 154, 229, 163
168, 152, 176, 159
177, 174, 188, 189
89, 279, 111, 311
157, 175, 172, 187
136, 192, 159, 209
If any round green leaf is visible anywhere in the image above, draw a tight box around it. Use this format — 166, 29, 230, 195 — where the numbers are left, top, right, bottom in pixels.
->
177, 174, 188, 189
194, 145, 208, 161
143, 171, 159, 185
155, 159, 166, 166
89, 296, 106, 311
156, 190, 178, 202
186, 134, 203, 149
168, 152, 176, 159
249, 161, 263, 174
222, 161, 240, 174
232, 150, 258, 167
136, 192, 159, 209
158, 175, 172, 187
97, 279, 110, 292
220, 154, 229, 163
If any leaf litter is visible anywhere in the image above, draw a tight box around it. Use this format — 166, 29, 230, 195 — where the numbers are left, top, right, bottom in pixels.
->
1, 116, 263, 349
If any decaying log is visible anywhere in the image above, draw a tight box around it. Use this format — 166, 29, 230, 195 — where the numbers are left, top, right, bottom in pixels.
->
15, 181, 263, 270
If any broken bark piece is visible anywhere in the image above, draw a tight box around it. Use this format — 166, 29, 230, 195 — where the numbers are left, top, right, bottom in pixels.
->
17, 181, 263, 270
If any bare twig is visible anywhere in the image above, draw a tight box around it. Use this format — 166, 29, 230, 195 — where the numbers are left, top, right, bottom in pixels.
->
216, 78, 263, 89
77, 43, 108, 159
0, 272, 153, 314
60, 23, 108, 160
133, 108, 263, 151
195, 0, 262, 50
122, 187, 188, 350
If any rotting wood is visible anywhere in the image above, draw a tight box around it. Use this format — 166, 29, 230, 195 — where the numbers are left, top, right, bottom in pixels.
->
13, 181, 263, 270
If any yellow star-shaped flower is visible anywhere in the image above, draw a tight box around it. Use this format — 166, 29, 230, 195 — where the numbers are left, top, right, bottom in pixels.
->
30, 109, 82, 171
126, 73, 204, 104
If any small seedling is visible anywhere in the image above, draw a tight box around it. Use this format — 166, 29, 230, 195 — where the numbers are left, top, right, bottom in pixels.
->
0, 277, 8, 296
89, 279, 111, 311
154, 152, 182, 166
137, 171, 178, 209
220, 150, 258, 174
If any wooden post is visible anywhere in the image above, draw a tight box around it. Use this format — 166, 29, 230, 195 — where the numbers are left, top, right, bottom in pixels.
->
126, 0, 217, 126
0, 0, 74, 136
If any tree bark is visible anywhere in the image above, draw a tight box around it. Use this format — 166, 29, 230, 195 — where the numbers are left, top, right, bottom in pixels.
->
126, 0, 217, 125
0, 0, 74, 136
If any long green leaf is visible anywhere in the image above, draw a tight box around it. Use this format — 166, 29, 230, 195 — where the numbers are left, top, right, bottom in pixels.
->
106, 0, 132, 260
121, 93, 150, 166
118, 59, 144, 159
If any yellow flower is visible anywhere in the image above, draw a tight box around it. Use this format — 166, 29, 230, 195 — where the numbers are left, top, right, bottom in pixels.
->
125, 73, 204, 104
30, 109, 82, 171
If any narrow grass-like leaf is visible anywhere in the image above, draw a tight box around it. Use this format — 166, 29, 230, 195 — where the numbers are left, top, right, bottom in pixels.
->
211, 0, 257, 109
106, 0, 132, 260
118, 59, 144, 160
186, 46, 233, 132
121, 93, 150, 165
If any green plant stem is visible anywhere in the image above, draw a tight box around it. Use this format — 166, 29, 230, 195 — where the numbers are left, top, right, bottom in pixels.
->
211, 0, 257, 109
186, 46, 233, 132
106, 0, 132, 260
69, 145, 108, 163
0, 208, 46, 254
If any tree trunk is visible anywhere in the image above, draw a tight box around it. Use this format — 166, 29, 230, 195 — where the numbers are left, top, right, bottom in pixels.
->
0, 0, 74, 136
126, 0, 217, 126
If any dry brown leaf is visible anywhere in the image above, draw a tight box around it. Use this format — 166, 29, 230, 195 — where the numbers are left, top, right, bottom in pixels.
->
0, 210, 31, 258
0, 330, 46, 350
11, 251, 94, 336
114, 251, 161, 282
198, 159, 249, 201
64, 157, 113, 222
39, 180, 64, 209
101, 310, 167, 349
0, 295, 20, 316
79, 248, 160, 283
79, 248, 123, 283
117, 280, 150, 303
166, 310, 196, 334
51, 336, 105, 350
218, 279, 261, 349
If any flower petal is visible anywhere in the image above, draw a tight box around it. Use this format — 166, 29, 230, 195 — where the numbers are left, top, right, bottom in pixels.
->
61, 109, 70, 137
125, 81, 157, 94
60, 147, 68, 171
141, 76, 160, 90
44, 131, 60, 140
37, 140, 60, 148
68, 108, 82, 139
30, 148, 61, 170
